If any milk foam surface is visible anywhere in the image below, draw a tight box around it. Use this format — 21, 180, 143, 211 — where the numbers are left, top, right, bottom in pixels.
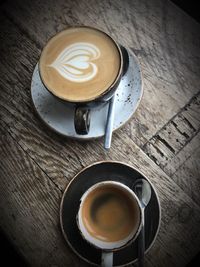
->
39, 27, 121, 102
50, 42, 100, 83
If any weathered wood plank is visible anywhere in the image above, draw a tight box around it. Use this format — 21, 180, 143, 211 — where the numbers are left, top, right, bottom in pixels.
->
164, 132, 200, 206
143, 92, 200, 173
165, 132, 200, 176
0, 125, 86, 267
2, 0, 200, 147
172, 145, 200, 205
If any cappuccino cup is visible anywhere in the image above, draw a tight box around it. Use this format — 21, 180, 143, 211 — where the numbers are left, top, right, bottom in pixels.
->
77, 181, 142, 267
39, 26, 125, 135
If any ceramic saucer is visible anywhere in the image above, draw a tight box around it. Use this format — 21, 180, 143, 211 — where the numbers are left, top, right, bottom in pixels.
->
60, 161, 161, 266
31, 50, 143, 139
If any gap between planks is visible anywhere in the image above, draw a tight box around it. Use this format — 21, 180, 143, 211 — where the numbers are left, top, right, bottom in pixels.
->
142, 91, 200, 171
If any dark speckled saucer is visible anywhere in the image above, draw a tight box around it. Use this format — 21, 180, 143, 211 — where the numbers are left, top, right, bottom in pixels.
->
60, 161, 161, 266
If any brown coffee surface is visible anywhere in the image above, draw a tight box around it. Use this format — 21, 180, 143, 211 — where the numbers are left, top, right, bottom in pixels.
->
82, 185, 140, 242
39, 27, 121, 102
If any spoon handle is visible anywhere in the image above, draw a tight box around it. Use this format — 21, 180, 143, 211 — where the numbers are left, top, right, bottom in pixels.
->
104, 94, 116, 149
138, 208, 145, 267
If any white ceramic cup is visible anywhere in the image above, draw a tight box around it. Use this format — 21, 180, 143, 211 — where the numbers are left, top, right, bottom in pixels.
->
77, 181, 142, 267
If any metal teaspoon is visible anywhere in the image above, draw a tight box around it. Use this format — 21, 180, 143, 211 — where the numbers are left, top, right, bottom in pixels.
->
134, 179, 152, 267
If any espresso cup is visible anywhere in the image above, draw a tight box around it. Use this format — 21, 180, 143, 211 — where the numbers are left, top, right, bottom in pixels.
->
77, 181, 142, 267
39, 26, 126, 135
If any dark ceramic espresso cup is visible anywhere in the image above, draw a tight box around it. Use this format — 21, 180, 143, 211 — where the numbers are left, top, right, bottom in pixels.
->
39, 26, 129, 134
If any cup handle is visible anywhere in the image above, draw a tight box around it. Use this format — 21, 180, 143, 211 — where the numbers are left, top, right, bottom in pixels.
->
74, 106, 91, 135
101, 251, 113, 267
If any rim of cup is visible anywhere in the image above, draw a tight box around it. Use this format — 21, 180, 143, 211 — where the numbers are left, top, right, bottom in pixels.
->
38, 26, 124, 103
77, 181, 142, 251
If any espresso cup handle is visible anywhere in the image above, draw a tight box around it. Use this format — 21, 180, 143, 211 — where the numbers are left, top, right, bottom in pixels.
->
74, 106, 91, 135
101, 252, 113, 267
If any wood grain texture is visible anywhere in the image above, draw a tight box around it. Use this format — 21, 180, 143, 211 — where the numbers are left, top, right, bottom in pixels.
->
169, 132, 200, 206
0, 125, 87, 267
172, 144, 200, 205
143, 92, 200, 169
2, 0, 200, 147
0, 1, 200, 266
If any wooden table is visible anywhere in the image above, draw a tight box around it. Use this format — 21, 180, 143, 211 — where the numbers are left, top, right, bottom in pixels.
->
0, 0, 200, 266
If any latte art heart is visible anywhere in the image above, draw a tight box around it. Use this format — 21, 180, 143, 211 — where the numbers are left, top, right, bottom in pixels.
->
50, 42, 100, 82
39, 27, 121, 101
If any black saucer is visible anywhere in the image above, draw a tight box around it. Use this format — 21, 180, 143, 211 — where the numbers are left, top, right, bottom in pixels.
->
60, 161, 161, 266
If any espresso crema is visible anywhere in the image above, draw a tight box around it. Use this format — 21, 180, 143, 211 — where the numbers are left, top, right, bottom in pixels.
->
81, 185, 140, 242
